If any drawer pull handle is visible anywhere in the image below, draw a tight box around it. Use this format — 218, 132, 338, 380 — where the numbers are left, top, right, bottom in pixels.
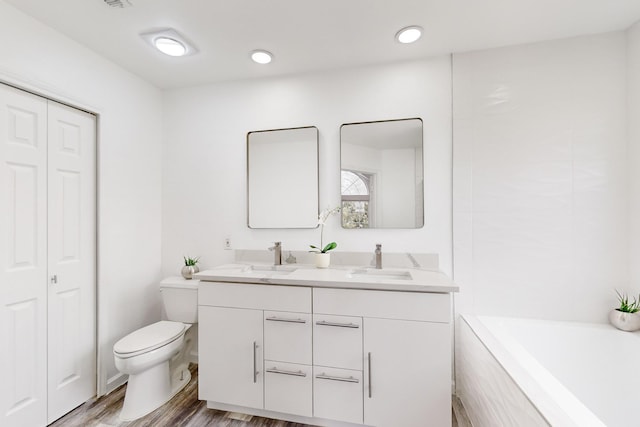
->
266, 368, 307, 377
253, 341, 259, 383
315, 320, 360, 329
316, 373, 360, 383
266, 316, 307, 324
368, 352, 372, 398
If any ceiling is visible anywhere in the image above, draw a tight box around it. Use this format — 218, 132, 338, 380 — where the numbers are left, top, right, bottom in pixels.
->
6, 0, 640, 89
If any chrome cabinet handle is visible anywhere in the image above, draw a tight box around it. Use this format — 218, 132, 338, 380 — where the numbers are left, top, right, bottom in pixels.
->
266, 316, 306, 324
368, 352, 372, 398
266, 367, 307, 377
315, 320, 360, 329
50, 275, 58, 285
315, 373, 360, 383
253, 341, 259, 383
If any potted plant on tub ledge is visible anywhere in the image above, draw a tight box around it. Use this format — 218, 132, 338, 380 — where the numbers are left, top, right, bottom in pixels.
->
310, 207, 340, 268
609, 290, 640, 332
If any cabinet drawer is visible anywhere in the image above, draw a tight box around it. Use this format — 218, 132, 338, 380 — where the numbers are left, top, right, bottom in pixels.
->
313, 314, 362, 370
313, 287, 451, 323
313, 366, 363, 424
199, 282, 311, 312
264, 311, 312, 365
264, 361, 312, 417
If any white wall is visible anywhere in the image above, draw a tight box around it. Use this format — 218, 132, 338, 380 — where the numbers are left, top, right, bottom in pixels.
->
380, 149, 416, 227
162, 58, 453, 277
628, 21, 640, 286
0, 1, 164, 392
453, 32, 629, 322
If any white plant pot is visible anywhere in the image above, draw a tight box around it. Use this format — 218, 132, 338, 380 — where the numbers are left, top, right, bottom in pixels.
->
608, 309, 640, 332
315, 253, 331, 269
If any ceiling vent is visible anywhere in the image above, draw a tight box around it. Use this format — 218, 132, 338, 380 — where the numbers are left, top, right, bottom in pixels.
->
103, 0, 133, 8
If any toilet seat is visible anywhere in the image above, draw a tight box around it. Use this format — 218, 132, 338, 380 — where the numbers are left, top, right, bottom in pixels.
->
114, 320, 186, 358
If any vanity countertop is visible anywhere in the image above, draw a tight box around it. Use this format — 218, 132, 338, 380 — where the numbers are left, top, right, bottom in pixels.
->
195, 263, 458, 293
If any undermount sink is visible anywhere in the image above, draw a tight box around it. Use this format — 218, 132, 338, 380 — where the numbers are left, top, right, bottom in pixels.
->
347, 268, 412, 281
242, 264, 297, 275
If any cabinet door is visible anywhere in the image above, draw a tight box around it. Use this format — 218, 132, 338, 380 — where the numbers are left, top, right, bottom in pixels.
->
199, 306, 264, 409
364, 318, 451, 427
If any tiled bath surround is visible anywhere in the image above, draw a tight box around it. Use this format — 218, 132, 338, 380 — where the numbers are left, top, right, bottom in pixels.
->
453, 31, 631, 322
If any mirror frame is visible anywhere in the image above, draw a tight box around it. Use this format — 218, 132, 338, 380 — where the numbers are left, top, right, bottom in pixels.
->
340, 117, 424, 229
246, 125, 319, 229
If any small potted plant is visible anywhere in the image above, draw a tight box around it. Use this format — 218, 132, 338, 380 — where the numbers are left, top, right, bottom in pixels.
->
609, 290, 640, 331
181, 256, 200, 280
310, 207, 340, 268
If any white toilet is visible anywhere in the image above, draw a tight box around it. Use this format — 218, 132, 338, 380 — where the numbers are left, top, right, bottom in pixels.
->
113, 277, 199, 421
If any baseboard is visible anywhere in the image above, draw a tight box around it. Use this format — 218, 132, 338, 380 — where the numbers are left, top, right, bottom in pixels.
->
453, 395, 473, 427
206, 401, 368, 427
106, 372, 127, 394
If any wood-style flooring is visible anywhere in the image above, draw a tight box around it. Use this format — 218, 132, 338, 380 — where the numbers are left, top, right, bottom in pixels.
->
50, 364, 459, 427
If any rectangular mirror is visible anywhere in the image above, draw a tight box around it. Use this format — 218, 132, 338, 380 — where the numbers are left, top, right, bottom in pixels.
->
340, 118, 424, 229
247, 126, 319, 228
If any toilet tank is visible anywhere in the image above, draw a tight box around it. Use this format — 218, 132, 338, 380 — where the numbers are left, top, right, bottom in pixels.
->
160, 277, 199, 323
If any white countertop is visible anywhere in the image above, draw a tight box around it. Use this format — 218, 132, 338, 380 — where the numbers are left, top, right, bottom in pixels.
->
195, 263, 458, 293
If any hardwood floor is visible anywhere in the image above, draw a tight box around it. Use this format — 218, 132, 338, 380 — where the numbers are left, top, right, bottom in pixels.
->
50, 364, 458, 427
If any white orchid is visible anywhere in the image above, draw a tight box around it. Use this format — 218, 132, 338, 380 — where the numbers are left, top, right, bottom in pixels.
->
310, 206, 341, 253
317, 206, 341, 226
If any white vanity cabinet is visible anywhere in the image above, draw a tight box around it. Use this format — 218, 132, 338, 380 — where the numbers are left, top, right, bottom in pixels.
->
313, 287, 452, 427
198, 279, 453, 427
198, 282, 312, 412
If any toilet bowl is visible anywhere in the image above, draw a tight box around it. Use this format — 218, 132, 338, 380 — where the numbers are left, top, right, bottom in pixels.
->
113, 277, 198, 421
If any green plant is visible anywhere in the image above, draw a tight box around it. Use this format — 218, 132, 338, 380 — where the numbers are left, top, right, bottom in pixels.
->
310, 206, 340, 253
615, 290, 640, 313
183, 256, 200, 266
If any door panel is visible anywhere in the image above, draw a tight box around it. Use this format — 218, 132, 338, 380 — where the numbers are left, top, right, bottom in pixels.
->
199, 306, 264, 409
364, 318, 451, 427
47, 100, 96, 423
0, 84, 48, 427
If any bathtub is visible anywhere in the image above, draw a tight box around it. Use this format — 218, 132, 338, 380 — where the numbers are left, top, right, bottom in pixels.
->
456, 315, 640, 427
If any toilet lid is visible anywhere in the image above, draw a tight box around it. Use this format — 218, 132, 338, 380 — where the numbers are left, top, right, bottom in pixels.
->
114, 321, 186, 356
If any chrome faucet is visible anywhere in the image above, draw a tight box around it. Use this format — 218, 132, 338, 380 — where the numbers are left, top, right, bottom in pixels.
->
269, 241, 282, 265
375, 243, 382, 269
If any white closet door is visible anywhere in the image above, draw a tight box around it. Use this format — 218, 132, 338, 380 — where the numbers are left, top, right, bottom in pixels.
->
0, 85, 49, 427
46, 100, 96, 423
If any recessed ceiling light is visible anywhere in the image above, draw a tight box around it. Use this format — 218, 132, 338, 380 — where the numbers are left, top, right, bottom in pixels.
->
395, 26, 423, 44
140, 28, 197, 57
154, 37, 187, 57
251, 50, 273, 64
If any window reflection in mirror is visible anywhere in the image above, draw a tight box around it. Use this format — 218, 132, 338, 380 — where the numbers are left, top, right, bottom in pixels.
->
340, 118, 424, 229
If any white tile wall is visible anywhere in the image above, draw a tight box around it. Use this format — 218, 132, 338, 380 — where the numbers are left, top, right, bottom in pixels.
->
453, 32, 629, 322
